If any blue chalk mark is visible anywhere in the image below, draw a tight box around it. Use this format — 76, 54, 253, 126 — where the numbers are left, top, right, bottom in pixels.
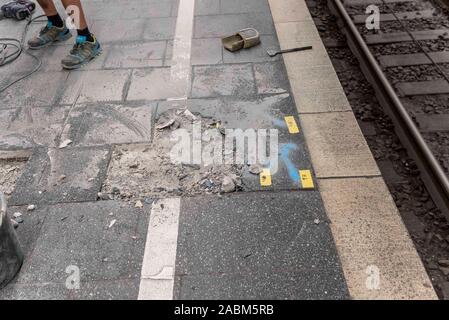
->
273, 118, 287, 128
278, 143, 300, 184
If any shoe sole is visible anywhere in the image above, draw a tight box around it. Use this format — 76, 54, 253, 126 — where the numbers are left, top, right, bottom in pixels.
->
28, 32, 73, 50
61, 48, 103, 70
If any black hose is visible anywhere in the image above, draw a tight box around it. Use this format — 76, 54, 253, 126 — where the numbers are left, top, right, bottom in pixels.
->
0, 13, 45, 93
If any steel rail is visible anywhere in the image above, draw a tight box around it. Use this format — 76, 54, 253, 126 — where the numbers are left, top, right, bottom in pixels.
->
328, 0, 449, 218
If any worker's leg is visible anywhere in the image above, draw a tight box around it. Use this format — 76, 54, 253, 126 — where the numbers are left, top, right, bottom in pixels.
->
60, 0, 88, 30
28, 0, 71, 49
60, 0, 102, 69
36, 0, 58, 16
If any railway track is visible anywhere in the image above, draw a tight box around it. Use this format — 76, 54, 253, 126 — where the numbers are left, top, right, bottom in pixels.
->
327, 0, 449, 218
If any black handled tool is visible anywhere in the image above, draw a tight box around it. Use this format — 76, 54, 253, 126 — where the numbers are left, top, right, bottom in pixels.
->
266, 45, 313, 57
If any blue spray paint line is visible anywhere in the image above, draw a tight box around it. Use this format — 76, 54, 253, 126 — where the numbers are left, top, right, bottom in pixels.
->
273, 118, 287, 128
277, 143, 300, 184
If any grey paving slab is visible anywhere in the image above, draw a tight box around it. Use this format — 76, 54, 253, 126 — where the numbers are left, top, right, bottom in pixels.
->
196, 0, 220, 15
194, 13, 276, 38
9, 146, 111, 205
191, 64, 256, 98
223, 35, 280, 64
0, 106, 68, 150
60, 103, 155, 147
0, 71, 67, 109
61, 69, 131, 104
143, 17, 177, 40
0, 283, 70, 300
91, 19, 146, 44
254, 61, 291, 95
176, 270, 348, 300
174, 192, 349, 299
219, 0, 271, 14
127, 68, 181, 101
104, 41, 166, 69
12, 201, 148, 285
166, 38, 223, 66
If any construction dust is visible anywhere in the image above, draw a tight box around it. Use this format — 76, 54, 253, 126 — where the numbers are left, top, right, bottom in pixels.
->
0, 159, 26, 198
102, 106, 246, 200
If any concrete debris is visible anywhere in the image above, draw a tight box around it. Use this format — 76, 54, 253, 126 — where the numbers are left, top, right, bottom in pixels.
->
135, 200, 143, 208
249, 164, 263, 175
97, 192, 113, 200
314, 218, 321, 225
0, 160, 26, 197
27, 204, 35, 211
108, 219, 117, 229
221, 176, 236, 193
183, 109, 197, 121
15, 216, 24, 223
58, 139, 72, 149
13, 212, 22, 218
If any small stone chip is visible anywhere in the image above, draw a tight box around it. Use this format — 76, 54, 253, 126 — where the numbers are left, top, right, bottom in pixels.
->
59, 139, 72, 149
13, 212, 22, 218
27, 204, 36, 211
108, 219, 117, 229
135, 200, 144, 208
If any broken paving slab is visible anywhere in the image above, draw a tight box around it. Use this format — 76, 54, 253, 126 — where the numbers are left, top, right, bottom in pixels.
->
0, 71, 67, 109
155, 95, 315, 191
60, 102, 155, 147
174, 192, 349, 299
102, 143, 243, 199
0, 106, 68, 149
6, 201, 148, 290
9, 146, 111, 206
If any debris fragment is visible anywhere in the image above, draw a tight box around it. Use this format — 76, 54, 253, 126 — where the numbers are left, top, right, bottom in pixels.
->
108, 219, 117, 229
15, 216, 24, 223
97, 192, 113, 200
135, 200, 144, 208
13, 212, 22, 218
58, 139, 72, 149
156, 118, 175, 130
58, 175, 67, 183
314, 218, 320, 225
27, 204, 35, 211
221, 176, 236, 193
249, 164, 263, 175
183, 109, 197, 121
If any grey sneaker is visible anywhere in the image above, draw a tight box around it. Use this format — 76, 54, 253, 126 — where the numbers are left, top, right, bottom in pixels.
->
61, 35, 102, 70
28, 21, 72, 49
